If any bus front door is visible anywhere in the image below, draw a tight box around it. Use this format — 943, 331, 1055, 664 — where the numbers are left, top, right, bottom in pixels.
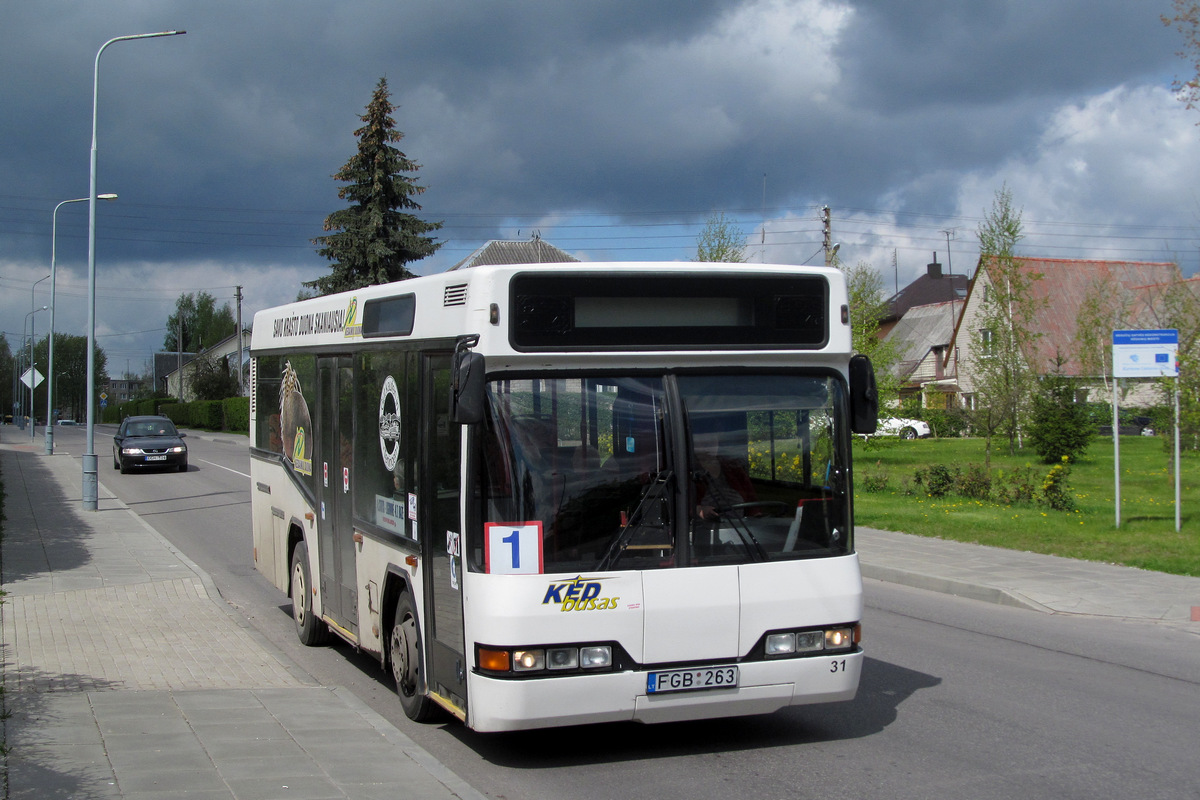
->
420, 352, 467, 714
316, 356, 358, 638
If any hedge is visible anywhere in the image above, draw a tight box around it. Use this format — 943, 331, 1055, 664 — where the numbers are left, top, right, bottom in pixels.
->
105, 395, 250, 434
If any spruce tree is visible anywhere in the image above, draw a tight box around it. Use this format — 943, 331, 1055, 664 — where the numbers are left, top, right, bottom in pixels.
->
1028, 354, 1092, 464
307, 77, 443, 295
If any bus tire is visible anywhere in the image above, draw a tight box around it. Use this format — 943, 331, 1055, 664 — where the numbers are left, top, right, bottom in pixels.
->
390, 593, 435, 722
290, 541, 328, 646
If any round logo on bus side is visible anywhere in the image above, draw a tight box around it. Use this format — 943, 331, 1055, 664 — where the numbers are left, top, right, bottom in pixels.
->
379, 375, 401, 471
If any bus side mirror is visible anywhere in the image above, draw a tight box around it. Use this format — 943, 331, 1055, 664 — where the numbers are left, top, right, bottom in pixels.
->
451, 350, 486, 424
848, 354, 878, 435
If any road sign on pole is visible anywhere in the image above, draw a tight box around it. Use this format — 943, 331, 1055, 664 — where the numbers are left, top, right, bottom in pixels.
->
20, 368, 44, 390
1111, 329, 1182, 531
1112, 329, 1178, 378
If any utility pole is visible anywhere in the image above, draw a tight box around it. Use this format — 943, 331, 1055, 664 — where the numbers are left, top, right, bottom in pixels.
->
821, 206, 833, 266
177, 316, 183, 400
235, 285, 244, 396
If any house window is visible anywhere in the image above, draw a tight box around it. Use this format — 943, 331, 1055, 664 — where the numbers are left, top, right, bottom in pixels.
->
978, 328, 995, 356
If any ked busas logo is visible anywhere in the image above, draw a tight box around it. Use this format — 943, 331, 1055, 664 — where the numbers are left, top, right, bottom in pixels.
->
542, 576, 620, 612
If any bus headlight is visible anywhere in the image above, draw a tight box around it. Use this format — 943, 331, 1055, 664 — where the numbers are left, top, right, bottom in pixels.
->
477, 643, 614, 676
825, 627, 855, 651
763, 626, 858, 658
546, 647, 579, 670
512, 649, 545, 672
766, 630, 826, 656
766, 632, 796, 655
579, 646, 612, 668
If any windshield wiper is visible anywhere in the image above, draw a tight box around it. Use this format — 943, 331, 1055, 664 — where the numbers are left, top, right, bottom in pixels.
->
707, 504, 769, 562
693, 467, 769, 562
595, 470, 673, 571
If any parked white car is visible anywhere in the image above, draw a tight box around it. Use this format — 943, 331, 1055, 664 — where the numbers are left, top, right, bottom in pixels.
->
875, 417, 931, 439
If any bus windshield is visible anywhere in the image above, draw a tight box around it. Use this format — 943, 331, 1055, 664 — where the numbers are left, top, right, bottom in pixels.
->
476, 373, 851, 574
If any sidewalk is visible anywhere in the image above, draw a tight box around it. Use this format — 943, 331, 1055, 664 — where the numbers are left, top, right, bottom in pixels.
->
857, 527, 1200, 628
0, 429, 486, 800
2, 430, 1197, 800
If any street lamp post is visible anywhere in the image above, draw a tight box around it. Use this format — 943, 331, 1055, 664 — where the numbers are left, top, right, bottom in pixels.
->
46, 194, 117, 455
83, 29, 185, 511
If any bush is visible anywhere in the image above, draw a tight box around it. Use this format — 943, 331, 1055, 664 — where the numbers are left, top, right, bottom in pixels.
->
160, 403, 189, 426
859, 463, 890, 493
994, 465, 1038, 504
923, 407, 971, 438
914, 464, 955, 497
191, 400, 224, 430
955, 464, 992, 499
894, 399, 970, 439
223, 397, 249, 432
1041, 458, 1075, 512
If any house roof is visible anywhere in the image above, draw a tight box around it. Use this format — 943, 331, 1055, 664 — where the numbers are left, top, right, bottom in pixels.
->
448, 237, 578, 270
885, 268, 969, 322
970, 256, 1182, 376
885, 299, 962, 380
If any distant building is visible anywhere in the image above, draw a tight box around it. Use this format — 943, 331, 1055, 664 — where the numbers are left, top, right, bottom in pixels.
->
155, 351, 195, 396
163, 328, 252, 401
949, 257, 1183, 407
884, 299, 963, 406
880, 258, 970, 407
103, 378, 145, 405
448, 236, 578, 270
879, 256, 969, 340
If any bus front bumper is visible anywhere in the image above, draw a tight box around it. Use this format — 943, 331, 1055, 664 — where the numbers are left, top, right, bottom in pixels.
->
465, 648, 863, 732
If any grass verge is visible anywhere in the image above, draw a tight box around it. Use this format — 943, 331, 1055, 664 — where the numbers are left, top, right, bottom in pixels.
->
853, 435, 1200, 577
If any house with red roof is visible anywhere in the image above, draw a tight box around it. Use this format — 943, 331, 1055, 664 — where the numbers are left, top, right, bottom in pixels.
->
946, 257, 1184, 408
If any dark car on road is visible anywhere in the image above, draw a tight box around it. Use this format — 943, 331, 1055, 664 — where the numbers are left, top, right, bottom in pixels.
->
112, 415, 188, 473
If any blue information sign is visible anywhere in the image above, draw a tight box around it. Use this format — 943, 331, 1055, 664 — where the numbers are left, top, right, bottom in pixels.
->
1112, 329, 1178, 378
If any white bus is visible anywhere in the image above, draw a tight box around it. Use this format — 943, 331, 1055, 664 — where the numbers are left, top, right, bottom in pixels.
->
249, 262, 878, 732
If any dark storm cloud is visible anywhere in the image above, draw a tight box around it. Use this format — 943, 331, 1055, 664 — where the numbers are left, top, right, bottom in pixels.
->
0, 0, 1193, 289
842, 0, 1175, 107
1, 0, 751, 266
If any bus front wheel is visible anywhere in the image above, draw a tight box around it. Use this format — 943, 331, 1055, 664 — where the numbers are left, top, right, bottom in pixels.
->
390, 593, 435, 722
290, 541, 328, 646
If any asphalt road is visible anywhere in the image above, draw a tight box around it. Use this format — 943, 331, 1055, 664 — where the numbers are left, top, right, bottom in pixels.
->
73, 424, 1200, 800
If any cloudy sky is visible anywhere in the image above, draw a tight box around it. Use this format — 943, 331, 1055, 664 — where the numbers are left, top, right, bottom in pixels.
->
1, 0, 1196, 376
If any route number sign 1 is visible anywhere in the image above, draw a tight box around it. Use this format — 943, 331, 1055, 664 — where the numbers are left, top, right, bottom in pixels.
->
485, 522, 544, 574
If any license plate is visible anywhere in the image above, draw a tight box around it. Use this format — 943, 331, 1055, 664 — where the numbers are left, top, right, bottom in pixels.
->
647, 665, 738, 694
145, 455, 167, 461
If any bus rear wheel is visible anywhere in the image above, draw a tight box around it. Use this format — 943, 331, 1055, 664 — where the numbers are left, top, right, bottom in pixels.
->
290, 541, 328, 646
390, 593, 435, 722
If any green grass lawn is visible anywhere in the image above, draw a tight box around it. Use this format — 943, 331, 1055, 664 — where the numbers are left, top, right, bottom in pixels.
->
852, 435, 1200, 577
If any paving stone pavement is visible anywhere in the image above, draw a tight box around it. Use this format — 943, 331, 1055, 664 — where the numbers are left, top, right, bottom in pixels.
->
0, 433, 486, 800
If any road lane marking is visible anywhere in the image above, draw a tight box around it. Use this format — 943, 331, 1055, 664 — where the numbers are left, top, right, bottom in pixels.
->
198, 458, 250, 478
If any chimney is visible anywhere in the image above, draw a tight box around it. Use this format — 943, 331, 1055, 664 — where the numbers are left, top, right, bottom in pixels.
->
927, 252, 943, 279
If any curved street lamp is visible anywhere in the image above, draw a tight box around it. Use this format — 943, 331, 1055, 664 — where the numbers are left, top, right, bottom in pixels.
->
45, 193, 117, 454
83, 29, 185, 510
